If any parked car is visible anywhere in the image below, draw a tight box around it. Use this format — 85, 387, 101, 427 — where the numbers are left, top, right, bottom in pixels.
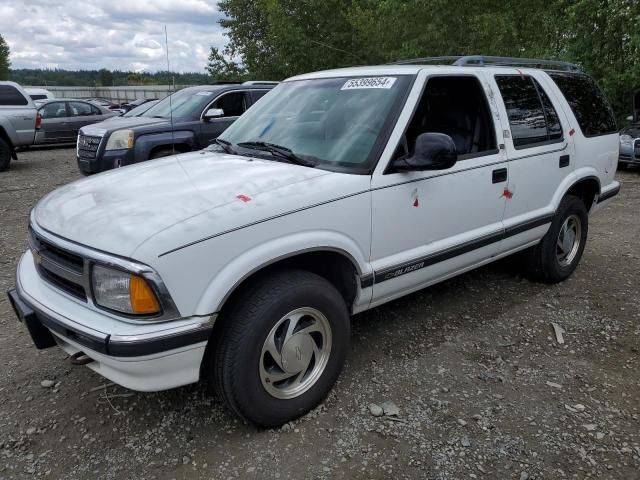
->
121, 99, 159, 117
119, 98, 157, 114
8, 57, 620, 427
25, 87, 55, 101
619, 120, 640, 168
85, 97, 121, 110
34, 99, 117, 145
0, 81, 38, 171
76, 82, 275, 173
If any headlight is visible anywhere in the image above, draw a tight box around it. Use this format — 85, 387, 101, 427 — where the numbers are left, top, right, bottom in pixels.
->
620, 134, 633, 145
105, 130, 134, 150
92, 265, 160, 315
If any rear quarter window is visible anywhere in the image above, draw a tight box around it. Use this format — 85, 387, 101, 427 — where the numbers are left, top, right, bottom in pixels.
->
0, 85, 29, 106
549, 73, 617, 137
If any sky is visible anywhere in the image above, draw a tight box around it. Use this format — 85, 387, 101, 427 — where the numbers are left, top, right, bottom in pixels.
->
0, 0, 227, 72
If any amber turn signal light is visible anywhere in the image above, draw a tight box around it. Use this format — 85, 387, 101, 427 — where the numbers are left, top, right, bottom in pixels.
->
129, 275, 161, 315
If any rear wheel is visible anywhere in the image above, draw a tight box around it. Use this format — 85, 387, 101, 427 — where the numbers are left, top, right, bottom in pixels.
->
523, 195, 588, 283
0, 138, 11, 172
207, 269, 350, 427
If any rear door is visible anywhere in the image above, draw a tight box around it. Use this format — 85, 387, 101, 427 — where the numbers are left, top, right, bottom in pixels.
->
490, 72, 574, 251
199, 90, 250, 146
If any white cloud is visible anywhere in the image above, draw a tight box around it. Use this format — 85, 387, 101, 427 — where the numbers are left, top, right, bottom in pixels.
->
0, 0, 225, 72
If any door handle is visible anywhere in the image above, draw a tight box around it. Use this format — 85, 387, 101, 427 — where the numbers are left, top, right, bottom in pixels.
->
492, 168, 508, 183
559, 155, 570, 168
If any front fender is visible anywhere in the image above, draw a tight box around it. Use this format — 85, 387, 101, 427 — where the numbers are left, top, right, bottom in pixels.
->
194, 231, 371, 315
134, 130, 196, 161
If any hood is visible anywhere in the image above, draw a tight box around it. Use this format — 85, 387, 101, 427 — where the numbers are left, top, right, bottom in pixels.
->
33, 151, 365, 258
80, 116, 169, 135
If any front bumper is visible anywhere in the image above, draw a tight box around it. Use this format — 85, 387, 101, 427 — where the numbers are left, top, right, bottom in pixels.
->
8, 251, 215, 391
77, 148, 135, 174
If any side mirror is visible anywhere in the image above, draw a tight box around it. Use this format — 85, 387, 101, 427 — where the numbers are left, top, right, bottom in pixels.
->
394, 132, 458, 171
204, 108, 225, 120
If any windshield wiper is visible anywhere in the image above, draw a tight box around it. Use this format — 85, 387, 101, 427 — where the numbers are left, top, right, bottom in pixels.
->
214, 138, 236, 154
236, 141, 316, 168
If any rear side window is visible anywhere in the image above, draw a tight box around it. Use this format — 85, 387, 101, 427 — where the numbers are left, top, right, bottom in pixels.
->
549, 73, 617, 137
495, 75, 564, 148
30, 94, 48, 101
0, 85, 29, 106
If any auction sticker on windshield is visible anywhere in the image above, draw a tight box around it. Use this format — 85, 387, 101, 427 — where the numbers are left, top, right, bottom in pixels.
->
341, 77, 397, 90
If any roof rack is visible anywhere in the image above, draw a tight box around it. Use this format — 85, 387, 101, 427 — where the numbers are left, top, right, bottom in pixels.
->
390, 55, 582, 72
242, 81, 280, 85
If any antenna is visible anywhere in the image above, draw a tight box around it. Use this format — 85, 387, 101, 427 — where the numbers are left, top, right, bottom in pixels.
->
164, 25, 176, 155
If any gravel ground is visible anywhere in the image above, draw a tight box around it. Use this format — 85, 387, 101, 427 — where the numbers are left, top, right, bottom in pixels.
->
0, 148, 639, 480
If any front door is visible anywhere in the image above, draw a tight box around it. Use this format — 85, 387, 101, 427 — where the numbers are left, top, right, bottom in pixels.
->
38, 101, 71, 143
369, 72, 508, 307
199, 91, 249, 147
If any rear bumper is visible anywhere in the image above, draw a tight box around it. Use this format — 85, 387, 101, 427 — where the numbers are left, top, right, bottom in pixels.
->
8, 252, 215, 391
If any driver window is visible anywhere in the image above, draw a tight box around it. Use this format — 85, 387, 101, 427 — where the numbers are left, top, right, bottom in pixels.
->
213, 92, 246, 117
395, 76, 497, 160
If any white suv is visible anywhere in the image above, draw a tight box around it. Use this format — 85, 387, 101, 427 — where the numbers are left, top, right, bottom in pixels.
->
8, 56, 620, 426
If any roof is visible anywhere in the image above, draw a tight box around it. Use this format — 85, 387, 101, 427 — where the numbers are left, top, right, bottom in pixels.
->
182, 83, 277, 93
287, 56, 583, 81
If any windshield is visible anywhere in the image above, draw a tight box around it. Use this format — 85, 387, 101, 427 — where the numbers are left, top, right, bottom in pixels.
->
219, 76, 411, 173
124, 100, 158, 117
144, 88, 215, 120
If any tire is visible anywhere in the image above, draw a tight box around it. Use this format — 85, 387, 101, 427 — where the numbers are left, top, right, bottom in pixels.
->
523, 195, 588, 283
0, 138, 11, 172
207, 269, 350, 427
149, 148, 176, 160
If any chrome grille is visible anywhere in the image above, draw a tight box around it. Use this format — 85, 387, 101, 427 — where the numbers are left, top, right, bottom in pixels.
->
29, 227, 88, 301
77, 134, 102, 160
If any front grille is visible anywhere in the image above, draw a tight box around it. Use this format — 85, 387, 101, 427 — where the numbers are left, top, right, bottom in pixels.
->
77, 134, 102, 159
29, 227, 88, 301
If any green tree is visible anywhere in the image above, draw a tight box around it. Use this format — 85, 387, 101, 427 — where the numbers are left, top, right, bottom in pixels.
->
206, 46, 247, 81
0, 34, 10, 81
98, 68, 114, 86
213, 0, 640, 120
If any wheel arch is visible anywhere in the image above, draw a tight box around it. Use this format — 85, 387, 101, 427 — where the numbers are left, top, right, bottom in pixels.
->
134, 130, 196, 161
563, 174, 601, 212
555, 170, 601, 213
214, 247, 365, 318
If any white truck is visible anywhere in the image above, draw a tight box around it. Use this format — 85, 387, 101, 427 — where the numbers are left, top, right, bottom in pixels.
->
0, 81, 39, 171
8, 56, 620, 426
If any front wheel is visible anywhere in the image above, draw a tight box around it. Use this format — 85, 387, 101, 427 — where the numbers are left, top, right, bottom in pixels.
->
207, 269, 350, 427
523, 195, 588, 283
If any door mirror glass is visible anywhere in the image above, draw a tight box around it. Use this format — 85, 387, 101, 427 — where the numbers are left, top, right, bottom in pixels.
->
395, 132, 457, 171
204, 108, 225, 120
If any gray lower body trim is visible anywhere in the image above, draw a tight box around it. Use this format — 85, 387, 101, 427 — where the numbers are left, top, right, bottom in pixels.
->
361, 213, 554, 287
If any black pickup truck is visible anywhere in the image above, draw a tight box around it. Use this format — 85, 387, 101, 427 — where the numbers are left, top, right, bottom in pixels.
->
76, 82, 276, 174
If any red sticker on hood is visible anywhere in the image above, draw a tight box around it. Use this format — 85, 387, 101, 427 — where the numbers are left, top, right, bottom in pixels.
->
237, 194, 252, 203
